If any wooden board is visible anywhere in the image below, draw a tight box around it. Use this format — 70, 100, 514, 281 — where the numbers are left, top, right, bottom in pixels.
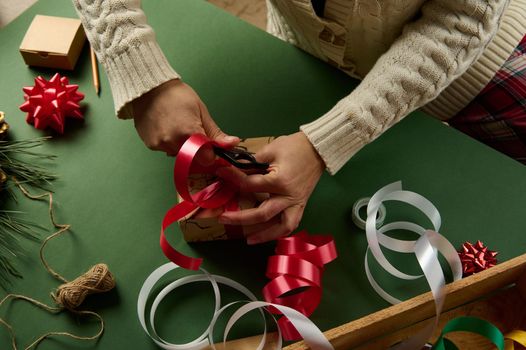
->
207, 254, 526, 349
286, 253, 526, 349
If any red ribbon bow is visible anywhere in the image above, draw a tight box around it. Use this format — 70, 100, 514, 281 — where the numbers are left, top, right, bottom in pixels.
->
162, 136, 339, 341
160, 134, 240, 270
19, 73, 84, 134
263, 231, 338, 341
458, 240, 498, 276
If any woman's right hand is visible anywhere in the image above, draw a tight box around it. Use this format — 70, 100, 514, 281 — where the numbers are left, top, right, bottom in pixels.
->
132, 79, 239, 163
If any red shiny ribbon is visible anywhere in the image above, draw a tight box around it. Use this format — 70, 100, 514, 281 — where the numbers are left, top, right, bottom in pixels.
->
160, 134, 238, 270
263, 230, 338, 340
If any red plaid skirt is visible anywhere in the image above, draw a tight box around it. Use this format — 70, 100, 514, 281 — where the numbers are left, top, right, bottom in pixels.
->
449, 35, 526, 164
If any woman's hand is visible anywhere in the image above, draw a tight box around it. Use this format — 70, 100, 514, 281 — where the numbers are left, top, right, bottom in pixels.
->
217, 132, 325, 244
132, 79, 238, 163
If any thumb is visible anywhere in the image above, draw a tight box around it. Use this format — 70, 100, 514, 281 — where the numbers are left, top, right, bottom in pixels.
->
199, 103, 239, 148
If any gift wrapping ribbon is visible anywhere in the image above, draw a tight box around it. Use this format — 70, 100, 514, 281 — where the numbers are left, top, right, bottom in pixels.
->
433, 316, 504, 350
153, 134, 338, 347
137, 262, 335, 350
143, 178, 522, 349
432, 316, 526, 350
160, 134, 240, 270
357, 181, 463, 349
137, 264, 525, 350
360, 183, 526, 349
505, 330, 526, 349
263, 230, 338, 341
351, 197, 386, 230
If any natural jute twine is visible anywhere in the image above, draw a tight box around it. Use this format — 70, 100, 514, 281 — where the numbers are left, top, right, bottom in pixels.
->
0, 180, 116, 349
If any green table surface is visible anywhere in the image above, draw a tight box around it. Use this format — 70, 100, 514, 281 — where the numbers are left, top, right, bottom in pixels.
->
1, 0, 526, 349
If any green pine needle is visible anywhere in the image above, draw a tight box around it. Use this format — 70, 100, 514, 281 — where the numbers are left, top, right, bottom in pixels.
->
0, 210, 39, 288
0, 137, 57, 194
0, 136, 55, 289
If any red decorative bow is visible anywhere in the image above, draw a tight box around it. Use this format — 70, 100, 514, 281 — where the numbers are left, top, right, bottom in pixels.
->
160, 134, 240, 270
20, 73, 84, 134
458, 240, 498, 276
263, 231, 338, 340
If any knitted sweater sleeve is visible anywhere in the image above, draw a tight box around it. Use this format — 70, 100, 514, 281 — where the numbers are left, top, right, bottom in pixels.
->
72, 0, 180, 119
300, 0, 509, 174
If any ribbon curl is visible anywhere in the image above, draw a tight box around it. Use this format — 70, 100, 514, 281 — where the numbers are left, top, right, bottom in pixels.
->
432, 317, 526, 350
357, 181, 463, 349
262, 231, 338, 341
160, 134, 239, 270
505, 330, 526, 350
137, 262, 335, 350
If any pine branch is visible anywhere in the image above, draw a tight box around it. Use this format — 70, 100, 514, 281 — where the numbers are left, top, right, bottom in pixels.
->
0, 137, 54, 289
0, 137, 56, 194
0, 211, 39, 288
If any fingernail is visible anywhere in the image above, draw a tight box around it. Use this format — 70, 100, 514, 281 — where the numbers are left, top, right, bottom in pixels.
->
223, 136, 238, 143
247, 237, 260, 245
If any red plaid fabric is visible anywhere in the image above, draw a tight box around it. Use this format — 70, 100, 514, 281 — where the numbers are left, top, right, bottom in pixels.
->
449, 35, 526, 164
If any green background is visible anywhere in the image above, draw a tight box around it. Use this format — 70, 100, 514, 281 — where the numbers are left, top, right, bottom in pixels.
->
0, 0, 525, 348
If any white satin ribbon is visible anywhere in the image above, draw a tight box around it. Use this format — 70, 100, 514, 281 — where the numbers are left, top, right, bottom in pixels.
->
137, 262, 334, 350
361, 181, 462, 349
138, 181, 459, 350
352, 197, 386, 230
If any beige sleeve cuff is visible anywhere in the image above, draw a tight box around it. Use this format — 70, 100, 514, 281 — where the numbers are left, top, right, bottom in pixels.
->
300, 101, 366, 175
104, 40, 180, 119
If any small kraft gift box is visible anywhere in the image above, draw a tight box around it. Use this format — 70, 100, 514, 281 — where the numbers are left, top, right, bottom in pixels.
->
19, 15, 86, 70
179, 137, 274, 242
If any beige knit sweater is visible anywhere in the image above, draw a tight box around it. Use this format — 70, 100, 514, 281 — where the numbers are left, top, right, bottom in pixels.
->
73, 0, 526, 174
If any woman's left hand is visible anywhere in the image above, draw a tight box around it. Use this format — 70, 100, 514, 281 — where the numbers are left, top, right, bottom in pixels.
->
217, 132, 325, 244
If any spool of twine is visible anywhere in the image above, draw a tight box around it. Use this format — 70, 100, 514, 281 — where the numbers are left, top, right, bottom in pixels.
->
53, 263, 115, 311
0, 180, 116, 350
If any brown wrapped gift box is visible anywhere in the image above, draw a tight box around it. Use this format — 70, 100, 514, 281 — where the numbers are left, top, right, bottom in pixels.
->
178, 137, 274, 242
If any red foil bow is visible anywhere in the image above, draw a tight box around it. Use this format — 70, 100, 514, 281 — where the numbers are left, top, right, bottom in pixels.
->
19, 73, 84, 134
161, 134, 239, 270
458, 240, 498, 277
263, 231, 338, 340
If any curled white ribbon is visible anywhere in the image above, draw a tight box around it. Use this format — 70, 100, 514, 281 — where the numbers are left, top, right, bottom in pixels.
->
352, 197, 386, 230
362, 181, 462, 349
139, 181, 459, 350
137, 262, 334, 350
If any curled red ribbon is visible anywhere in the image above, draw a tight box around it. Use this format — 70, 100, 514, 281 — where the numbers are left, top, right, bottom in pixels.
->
162, 137, 338, 342
263, 230, 338, 341
160, 134, 239, 270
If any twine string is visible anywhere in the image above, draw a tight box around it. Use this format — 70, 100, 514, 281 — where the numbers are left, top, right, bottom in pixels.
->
16, 182, 70, 284
0, 180, 115, 349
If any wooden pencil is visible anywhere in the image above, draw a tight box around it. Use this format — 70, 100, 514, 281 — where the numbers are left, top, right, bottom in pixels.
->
90, 46, 100, 95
